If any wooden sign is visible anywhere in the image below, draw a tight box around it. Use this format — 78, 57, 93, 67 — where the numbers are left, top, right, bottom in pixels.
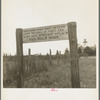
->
22, 24, 68, 43
16, 22, 80, 88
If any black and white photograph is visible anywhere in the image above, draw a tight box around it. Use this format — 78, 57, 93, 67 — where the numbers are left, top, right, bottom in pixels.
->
3, 22, 97, 88
1, 0, 98, 99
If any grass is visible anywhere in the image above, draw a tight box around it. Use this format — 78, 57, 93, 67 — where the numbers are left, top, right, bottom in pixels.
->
3, 56, 96, 88
79, 57, 96, 88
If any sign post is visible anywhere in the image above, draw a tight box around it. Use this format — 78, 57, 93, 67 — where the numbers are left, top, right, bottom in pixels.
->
16, 28, 23, 88
68, 22, 80, 88
16, 22, 80, 88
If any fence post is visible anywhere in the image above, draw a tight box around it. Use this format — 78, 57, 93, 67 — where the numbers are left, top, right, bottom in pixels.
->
16, 28, 23, 88
28, 48, 31, 55
68, 22, 80, 88
49, 49, 52, 65
28, 48, 32, 74
56, 50, 59, 65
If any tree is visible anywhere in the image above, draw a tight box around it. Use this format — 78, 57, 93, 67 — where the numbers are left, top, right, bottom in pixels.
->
56, 50, 59, 55
84, 46, 96, 56
64, 48, 69, 55
78, 47, 82, 57
84, 46, 91, 55
78, 47, 82, 54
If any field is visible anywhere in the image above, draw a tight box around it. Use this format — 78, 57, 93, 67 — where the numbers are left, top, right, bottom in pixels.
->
3, 56, 96, 88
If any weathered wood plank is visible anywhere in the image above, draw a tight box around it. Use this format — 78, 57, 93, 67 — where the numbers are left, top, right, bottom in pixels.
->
16, 28, 23, 88
68, 22, 80, 88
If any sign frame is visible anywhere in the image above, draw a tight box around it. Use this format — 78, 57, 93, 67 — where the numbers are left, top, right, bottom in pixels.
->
16, 22, 80, 88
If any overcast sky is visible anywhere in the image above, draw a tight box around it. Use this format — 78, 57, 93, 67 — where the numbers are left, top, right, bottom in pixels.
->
2, 0, 98, 55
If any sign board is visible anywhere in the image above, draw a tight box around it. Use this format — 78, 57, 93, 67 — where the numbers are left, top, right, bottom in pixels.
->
23, 24, 68, 43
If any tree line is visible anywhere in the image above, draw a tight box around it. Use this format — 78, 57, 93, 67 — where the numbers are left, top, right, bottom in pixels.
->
78, 46, 96, 56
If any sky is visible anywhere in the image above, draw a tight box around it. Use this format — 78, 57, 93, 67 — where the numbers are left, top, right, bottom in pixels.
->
2, 0, 98, 55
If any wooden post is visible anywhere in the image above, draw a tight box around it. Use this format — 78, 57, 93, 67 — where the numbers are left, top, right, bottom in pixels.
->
16, 28, 23, 88
49, 49, 52, 65
56, 50, 59, 65
68, 22, 80, 88
28, 48, 31, 74
28, 48, 31, 55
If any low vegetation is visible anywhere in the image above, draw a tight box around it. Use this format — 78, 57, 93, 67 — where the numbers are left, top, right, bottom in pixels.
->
3, 55, 96, 88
